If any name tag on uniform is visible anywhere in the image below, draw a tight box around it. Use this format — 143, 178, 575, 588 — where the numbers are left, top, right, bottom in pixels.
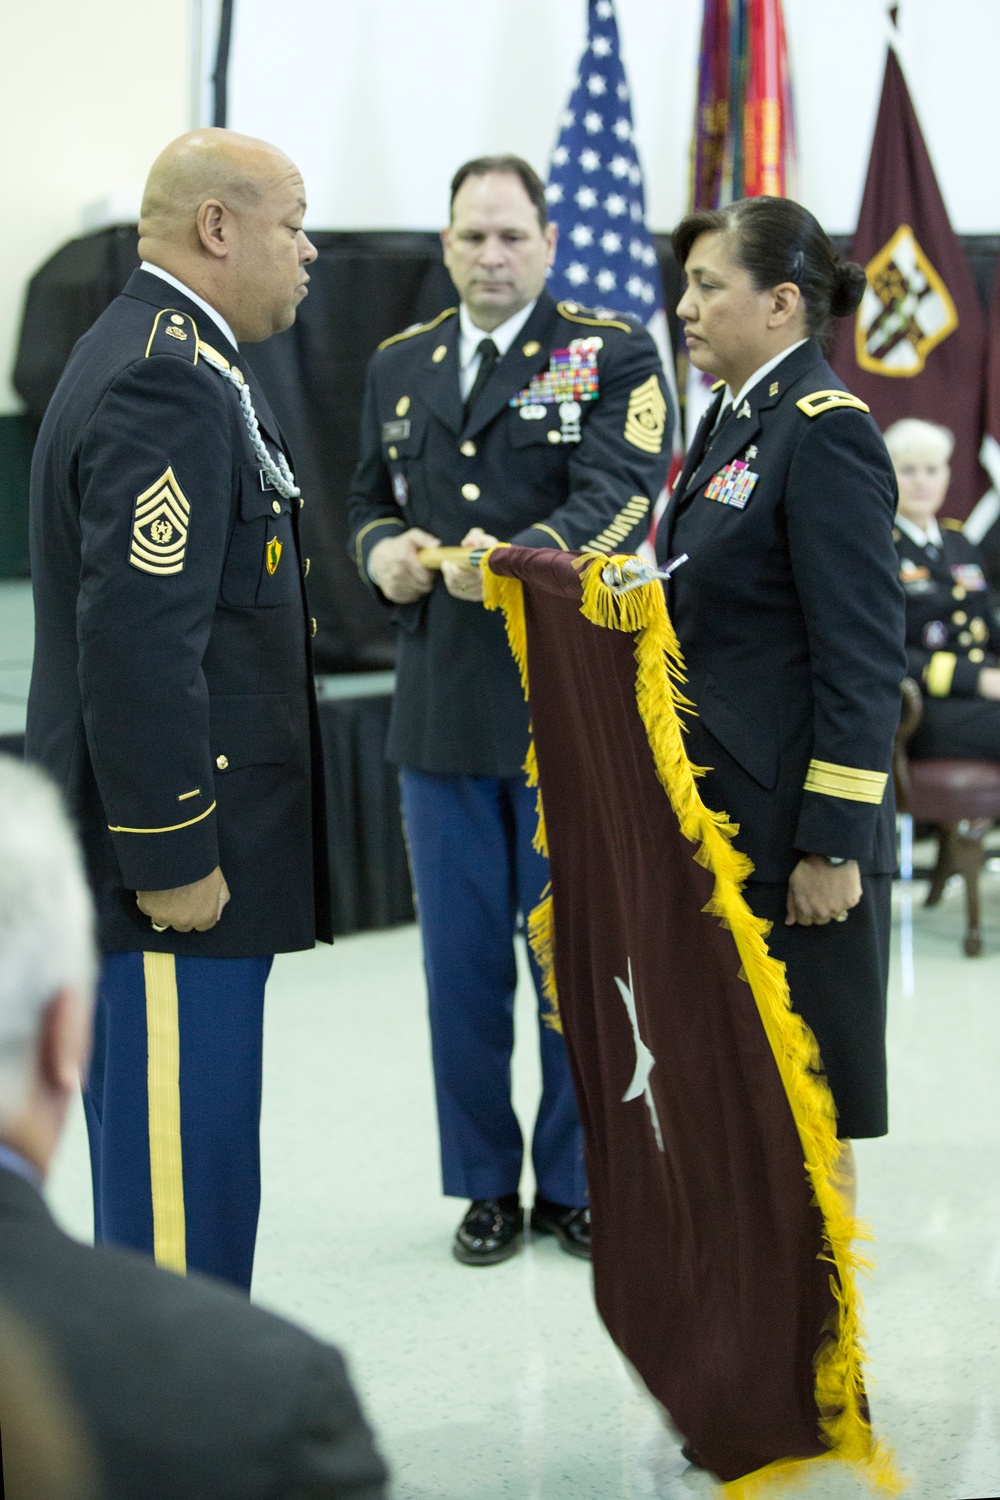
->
383, 419, 411, 442
705, 460, 759, 510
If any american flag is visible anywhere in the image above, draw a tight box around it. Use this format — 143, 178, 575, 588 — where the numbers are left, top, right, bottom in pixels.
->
544, 0, 681, 540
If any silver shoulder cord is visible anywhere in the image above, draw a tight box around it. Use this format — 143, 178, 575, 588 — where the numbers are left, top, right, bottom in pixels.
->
198, 344, 301, 501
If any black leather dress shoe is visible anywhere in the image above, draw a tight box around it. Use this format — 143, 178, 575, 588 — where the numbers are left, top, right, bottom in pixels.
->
452, 1197, 524, 1266
530, 1197, 591, 1260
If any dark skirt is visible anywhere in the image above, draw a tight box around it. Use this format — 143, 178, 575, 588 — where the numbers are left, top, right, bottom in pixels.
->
745, 875, 892, 1139
910, 695, 1000, 761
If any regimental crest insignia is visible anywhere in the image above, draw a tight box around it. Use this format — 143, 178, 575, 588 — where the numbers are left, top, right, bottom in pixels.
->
129, 466, 190, 575
266, 537, 283, 576
855, 224, 959, 377
624, 374, 667, 454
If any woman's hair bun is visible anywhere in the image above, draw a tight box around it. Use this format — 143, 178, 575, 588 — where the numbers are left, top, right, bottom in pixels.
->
830, 260, 867, 319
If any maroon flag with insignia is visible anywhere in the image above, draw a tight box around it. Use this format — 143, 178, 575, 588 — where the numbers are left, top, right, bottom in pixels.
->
830, 36, 986, 519
482, 546, 901, 1495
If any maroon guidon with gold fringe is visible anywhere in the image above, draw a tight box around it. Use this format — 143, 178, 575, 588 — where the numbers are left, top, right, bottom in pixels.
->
481, 545, 901, 1496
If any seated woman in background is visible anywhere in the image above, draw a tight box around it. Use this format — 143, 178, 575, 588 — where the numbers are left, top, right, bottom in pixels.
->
886, 417, 1000, 759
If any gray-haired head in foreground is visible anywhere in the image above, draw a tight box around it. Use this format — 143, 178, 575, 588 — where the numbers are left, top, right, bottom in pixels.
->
0, 758, 95, 1125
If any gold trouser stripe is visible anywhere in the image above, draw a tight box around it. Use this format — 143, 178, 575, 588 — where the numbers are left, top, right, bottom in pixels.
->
803, 759, 888, 805
355, 516, 405, 574
144, 953, 187, 1274
925, 651, 957, 697
109, 800, 216, 835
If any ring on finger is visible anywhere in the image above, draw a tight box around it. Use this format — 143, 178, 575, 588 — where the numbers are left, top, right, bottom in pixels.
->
834, 911, 848, 923
151, 921, 169, 932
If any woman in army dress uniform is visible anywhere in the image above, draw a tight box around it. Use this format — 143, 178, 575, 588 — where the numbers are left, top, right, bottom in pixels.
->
885, 417, 1000, 759
657, 197, 906, 1212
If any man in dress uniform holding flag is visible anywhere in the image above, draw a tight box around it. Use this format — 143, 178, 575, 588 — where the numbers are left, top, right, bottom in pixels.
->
26, 129, 331, 1292
347, 145, 672, 1264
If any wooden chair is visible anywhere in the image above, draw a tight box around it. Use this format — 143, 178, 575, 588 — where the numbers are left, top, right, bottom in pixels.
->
894, 677, 1000, 955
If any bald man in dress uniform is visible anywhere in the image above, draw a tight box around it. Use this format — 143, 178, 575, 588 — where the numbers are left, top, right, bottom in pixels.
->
26, 130, 330, 1291
348, 156, 673, 1266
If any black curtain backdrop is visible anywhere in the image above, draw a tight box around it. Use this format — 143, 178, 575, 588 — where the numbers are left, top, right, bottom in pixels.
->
13, 227, 1000, 669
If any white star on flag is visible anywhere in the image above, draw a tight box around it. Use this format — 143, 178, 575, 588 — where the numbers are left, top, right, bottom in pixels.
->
592, 34, 612, 57
570, 224, 595, 247
584, 110, 603, 134
587, 73, 607, 96
579, 148, 601, 172
614, 960, 664, 1152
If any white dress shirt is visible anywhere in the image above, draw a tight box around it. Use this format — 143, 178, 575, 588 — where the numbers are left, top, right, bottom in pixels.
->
724, 339, 809, 411
140, 261, 239, 352
458, 300, 538, 402
894, 513, 944, 551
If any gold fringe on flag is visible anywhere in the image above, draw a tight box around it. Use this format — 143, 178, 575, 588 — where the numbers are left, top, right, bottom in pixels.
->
482, 549, 903, 1496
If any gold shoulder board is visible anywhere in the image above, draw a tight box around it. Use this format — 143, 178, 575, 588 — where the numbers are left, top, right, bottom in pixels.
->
145, 309, 199, 361
556, 301, 632, 334
378, 307, 458, 351
711, 379, 726, 392
796, 389, 870, 418
942, 517, 964, 531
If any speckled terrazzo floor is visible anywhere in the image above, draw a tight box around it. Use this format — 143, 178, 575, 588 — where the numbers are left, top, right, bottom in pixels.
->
0, 571, 988, 1499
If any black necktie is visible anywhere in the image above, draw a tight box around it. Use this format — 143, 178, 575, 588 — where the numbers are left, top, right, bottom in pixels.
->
464, 337, 499, 420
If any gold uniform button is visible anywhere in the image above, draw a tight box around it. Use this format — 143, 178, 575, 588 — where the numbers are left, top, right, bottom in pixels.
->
547, 430, 562, 444
170, 313, 185, 326
460, 440, 477, 457
215, 754, 229, 771
432, 344, 448, 363
952, 585, 967, 600
388, 445, 398, 460
299, 497, 305, 508
971, 617, 988, 642
522, 340, 541, 357
461, 483, 480, 501
958, 630, 973, 646
311, 616, 318, 637
952, 610, 968, 625
970, 648, 985, 663
304, 557, 311, 576
271, 500, 281, 515
396, 395, 410, 417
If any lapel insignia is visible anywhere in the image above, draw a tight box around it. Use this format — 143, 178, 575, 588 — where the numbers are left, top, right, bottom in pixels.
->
431, 344, 448, 363
129, 466, 190, 575
510, 342, 600, 412
395, 395, 410, 416
745, 444, 758, 460
737, 399, 752, 419
266, 537, 283, 576
624, 374, 667, 454
522, 340, 541, 357
705, 460, 759, 510
769, 381, 779, 397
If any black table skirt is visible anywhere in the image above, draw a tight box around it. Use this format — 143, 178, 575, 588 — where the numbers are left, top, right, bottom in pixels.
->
0, 690, 414, 940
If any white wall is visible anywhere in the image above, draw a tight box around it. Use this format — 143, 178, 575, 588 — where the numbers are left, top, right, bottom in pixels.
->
224, 0, 1000, 235
0, 0, 191, 413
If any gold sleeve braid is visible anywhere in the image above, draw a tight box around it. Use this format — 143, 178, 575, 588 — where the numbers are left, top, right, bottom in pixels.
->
585, 495, 650, 554
354, 516, 405, 575
802, 760, 888, 805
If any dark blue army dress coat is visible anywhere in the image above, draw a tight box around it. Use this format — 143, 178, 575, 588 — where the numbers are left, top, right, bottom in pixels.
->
896, 519, 1000, 761
347, 291, 673, 776
656, 338, 907, 882
26, 269, 332, 957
